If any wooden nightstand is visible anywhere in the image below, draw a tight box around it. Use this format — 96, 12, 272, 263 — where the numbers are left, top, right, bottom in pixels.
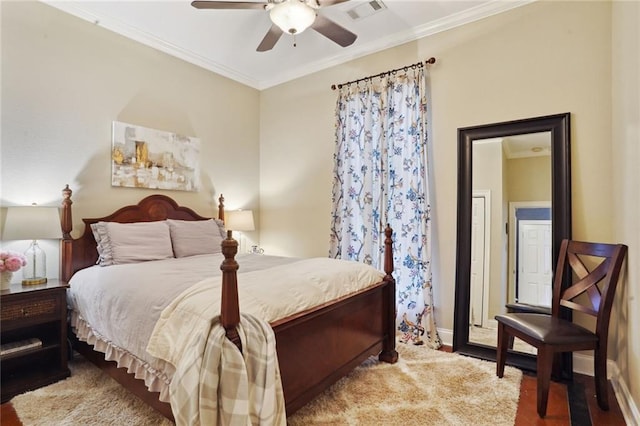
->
1, 280, 70, 402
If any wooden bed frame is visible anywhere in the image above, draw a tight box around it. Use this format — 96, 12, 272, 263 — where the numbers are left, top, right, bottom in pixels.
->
59, 185, 398, 420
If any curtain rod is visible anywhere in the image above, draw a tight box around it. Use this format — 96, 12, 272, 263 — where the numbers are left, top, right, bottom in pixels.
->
330, 57, 436, 91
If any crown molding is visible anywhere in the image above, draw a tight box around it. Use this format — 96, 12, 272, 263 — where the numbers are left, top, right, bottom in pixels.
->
41, 1, 261, 88
42, 0, 534, 91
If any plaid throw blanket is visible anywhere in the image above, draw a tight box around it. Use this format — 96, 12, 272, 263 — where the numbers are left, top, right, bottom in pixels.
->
169, 313, 286, 426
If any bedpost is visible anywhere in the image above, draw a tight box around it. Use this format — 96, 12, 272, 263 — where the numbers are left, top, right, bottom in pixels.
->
383, 224, 394, 282
60, 185, 73, 282
217, 194, 225, 222
220, 230, 242, 352
379, 224, 398, 363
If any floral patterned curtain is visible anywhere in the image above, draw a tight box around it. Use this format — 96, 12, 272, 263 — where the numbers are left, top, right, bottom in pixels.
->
329, 66, 441, 349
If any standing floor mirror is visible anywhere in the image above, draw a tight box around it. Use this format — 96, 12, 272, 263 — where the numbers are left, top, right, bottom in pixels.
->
453, 113, 571, 374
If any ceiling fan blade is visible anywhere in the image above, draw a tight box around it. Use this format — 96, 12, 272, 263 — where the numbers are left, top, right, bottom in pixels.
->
191, 1, 267, 10
311, 14, 357, 47
257, 24, 284, 52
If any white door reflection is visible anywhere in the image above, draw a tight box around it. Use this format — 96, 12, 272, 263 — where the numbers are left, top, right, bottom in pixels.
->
517, 218, 552, 306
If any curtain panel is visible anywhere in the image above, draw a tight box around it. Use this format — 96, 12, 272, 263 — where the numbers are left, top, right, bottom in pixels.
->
329, 67, 441, 348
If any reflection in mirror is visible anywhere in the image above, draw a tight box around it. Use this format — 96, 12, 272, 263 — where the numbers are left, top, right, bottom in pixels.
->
453, 113, 571, 373
467, 132, 552, 354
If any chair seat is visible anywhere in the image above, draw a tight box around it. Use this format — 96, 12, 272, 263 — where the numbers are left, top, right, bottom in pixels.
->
495, 313, 598, 345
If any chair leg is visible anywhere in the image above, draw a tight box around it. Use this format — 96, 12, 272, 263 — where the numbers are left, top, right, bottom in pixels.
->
551, 352, 562, 380
507, 334, 515, 350
594, 348, 610, 410
496, 323, 509, 378
536, 347, 555, 418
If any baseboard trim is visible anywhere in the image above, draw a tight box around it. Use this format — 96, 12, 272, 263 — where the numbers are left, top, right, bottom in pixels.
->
610, 364, 640, 426
437, 328, 453, 347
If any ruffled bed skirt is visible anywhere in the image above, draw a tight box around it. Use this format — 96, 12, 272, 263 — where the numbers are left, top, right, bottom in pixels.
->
70, 310, 174, 403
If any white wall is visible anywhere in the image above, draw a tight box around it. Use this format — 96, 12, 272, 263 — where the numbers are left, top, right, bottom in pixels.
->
0, 1, 262, 281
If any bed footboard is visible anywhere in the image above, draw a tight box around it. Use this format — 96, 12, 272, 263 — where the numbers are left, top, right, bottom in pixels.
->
219, 223, 398, 414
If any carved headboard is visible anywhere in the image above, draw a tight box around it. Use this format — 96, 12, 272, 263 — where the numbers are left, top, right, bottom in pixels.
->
59, 185, 225, 282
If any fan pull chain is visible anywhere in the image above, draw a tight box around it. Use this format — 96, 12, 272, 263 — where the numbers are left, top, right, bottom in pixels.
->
293, 33, 297, 48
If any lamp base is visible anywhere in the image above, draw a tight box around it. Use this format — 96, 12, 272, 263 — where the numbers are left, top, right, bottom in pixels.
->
22, 277, 47, 286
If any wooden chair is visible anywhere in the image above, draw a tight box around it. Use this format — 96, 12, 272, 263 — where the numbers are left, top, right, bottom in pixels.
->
495, 239, 628, 417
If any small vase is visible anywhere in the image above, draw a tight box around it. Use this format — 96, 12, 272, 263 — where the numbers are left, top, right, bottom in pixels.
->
1, 271, 13, 290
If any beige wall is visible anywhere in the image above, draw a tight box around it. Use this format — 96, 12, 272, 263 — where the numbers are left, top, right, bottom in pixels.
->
0, 1, 261, 279
612, 0, 640, 412
506, 156, 551, 202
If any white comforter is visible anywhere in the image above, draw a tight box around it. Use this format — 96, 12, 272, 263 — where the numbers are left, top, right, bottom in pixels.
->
67, 253, 385, 401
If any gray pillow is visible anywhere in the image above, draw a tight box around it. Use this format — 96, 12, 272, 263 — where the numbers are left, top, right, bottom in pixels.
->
91, 221, 173, 266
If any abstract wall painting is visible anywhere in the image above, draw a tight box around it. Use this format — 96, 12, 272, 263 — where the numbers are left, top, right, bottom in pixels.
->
111, 121, 200, 192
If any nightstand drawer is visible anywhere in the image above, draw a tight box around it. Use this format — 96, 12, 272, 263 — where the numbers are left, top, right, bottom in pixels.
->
1, 294, 61, 327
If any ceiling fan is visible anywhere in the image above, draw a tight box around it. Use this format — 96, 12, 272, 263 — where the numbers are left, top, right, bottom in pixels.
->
191, 0, 357, 52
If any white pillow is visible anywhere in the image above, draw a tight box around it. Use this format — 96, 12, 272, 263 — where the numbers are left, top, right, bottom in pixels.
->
167, 219, 224, 258
91, 221, 173, 266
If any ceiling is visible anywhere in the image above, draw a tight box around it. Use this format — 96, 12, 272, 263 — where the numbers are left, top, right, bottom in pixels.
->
43, 0, 532, 90
503, 132, 551, 159
477, 132, 551, 159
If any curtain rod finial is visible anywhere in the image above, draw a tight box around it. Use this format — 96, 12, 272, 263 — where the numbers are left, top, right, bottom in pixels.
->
426, 57, 436, 65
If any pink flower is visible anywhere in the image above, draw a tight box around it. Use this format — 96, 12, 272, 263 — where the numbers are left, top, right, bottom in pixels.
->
0, 251, 27, 272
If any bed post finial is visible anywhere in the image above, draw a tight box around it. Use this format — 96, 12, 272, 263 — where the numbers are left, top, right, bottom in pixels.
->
60, 185, 74, 282
61, 184, 73, 239
218, 194, 225, 222
384, 224, 394, 280
220, 230, 242, 351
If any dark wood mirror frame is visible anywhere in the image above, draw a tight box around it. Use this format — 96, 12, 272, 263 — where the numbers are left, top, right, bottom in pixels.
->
453, 113, 572, 373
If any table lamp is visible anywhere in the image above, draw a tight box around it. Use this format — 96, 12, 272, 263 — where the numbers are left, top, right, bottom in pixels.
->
2, 205, 61, 285
225, 210, 255, 253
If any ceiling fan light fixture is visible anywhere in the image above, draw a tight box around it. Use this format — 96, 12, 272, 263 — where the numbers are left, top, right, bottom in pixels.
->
269, 0, 317, 35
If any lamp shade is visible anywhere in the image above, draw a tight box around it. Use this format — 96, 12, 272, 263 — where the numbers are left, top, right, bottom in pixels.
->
269, 0, 316, 35
2, 206, 62, 240
225, 210, 255, 232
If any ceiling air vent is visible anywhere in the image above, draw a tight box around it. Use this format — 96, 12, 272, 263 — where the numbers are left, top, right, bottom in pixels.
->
346, 0, 387, 20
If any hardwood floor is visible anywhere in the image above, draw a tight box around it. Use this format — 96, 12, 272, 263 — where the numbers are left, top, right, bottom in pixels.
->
515, 373, 626, 426
0, 354, 628, 426
0, 403, 20, 426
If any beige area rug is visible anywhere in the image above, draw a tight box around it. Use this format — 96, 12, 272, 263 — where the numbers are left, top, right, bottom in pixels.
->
12, 344, 522, 426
